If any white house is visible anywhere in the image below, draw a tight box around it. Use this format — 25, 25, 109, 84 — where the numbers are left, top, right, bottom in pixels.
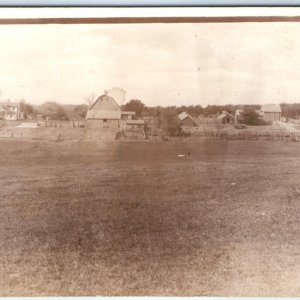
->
0, 100, 24, 120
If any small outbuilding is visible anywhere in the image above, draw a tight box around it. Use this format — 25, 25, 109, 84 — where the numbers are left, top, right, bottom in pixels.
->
217, 111, 235, 124
178, 112, 198, 127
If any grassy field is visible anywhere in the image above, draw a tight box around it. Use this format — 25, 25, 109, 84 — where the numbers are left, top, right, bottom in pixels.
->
0, 138, 300, 296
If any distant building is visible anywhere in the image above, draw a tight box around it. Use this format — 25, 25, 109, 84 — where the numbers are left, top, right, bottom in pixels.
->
0, 100, 24, 121
217, 111, 234, 124
260, 104, 282, 122
178, 112, 198, 127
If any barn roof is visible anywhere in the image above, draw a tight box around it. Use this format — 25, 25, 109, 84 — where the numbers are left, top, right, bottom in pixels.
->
261, 104, 282, 113
89, 94, 120, 111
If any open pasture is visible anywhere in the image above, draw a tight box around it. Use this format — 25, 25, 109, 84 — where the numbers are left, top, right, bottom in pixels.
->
0, 139, 299, 296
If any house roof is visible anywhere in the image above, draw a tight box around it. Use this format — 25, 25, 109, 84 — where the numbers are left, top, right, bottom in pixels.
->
217, 111, 234, 119
86, 110, 121, 119
178, 111, 199, 126
178, 112, 190, 121
261, 104, 282, 113
0, 101, 20, 107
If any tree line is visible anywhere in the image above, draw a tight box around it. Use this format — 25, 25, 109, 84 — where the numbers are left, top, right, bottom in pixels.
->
20, 99, 300, 123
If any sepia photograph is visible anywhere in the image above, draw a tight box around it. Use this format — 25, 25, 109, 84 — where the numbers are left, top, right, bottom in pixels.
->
0, 7, 300, 296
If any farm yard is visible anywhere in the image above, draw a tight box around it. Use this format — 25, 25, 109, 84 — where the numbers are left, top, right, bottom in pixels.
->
0, 138, 300, 296
1, 119, 300, 142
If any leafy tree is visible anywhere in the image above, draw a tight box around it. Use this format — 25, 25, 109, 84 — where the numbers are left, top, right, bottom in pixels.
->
73, 104, 88, 119
38, 102, 68, 120
240, 109, 268, 125
20, 101, 36, 119
122, 99, 146, 117
281, 103, 300, 119
160, 110, 183, 137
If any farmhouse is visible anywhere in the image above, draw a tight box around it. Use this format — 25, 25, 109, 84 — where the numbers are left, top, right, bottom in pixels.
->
217, 111, 235, 124
178, 112, 198, 127
260, 104, 282, 122
0, 101, 24, 121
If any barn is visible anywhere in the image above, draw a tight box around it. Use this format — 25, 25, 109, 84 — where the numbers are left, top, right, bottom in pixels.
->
86, 94, 121, 128
86, 92, 144, 138
260, 104, 282, 122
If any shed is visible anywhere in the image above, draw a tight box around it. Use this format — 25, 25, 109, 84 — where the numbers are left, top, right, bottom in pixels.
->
217, 111, 235, 124
178, 112, 198, 127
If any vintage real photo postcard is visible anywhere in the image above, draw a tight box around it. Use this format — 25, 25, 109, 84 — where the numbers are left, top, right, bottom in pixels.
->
0, 7, 300, 297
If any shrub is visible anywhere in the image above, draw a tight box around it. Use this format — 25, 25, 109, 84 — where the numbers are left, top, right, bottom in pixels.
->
239, 109, 269, 126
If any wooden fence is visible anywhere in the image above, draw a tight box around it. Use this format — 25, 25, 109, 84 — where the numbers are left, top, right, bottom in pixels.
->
192, 130, 300, 142
1, 126, 300, 142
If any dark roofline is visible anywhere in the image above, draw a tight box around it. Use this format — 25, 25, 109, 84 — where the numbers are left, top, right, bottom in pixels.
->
89, 94, 120, 110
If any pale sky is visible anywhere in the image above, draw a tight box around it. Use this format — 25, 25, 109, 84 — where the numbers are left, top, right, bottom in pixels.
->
0, 21, 300, 107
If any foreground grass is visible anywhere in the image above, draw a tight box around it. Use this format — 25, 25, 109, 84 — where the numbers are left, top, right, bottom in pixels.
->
0, 139, 299, 296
